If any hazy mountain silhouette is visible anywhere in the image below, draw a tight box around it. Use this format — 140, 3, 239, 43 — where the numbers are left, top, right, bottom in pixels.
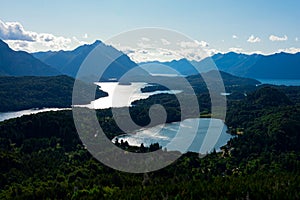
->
210, 52, 300, 79
140, 52, 300, 79
3, 36, 298, 80
32, 40, 138, 80
0, 40, 61, 76
139, 58, 199, 75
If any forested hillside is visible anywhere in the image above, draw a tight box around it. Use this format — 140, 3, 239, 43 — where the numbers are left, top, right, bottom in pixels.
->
0, 75, 108, 112
0, 85, 300, 199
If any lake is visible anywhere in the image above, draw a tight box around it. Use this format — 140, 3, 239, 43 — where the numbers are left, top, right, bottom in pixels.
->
0, 82, 232, 154
83, 82, 181, 109
113, 118, 232, 154
0, 108, 69, 122
0, 82, 180, 122
258, 79, 300, 86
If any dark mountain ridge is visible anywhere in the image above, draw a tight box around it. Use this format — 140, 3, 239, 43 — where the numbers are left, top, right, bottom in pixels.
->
140, 51, 300, 79
0, 40, 61, 76
32, 40, 138, 80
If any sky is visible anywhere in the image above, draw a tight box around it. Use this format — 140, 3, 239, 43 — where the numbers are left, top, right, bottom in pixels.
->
0, 0, 299, 61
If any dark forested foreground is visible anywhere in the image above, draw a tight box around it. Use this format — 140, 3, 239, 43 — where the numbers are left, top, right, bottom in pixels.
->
0, 76, 108, 112
0, 85, 300, 199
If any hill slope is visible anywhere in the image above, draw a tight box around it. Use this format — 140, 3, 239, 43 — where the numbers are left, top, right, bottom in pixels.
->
0, 40, 61, 76
0, 75, 108, 112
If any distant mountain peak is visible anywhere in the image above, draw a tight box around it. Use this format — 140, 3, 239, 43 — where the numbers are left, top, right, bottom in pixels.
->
168, 58, 189, 63
140, 50, 300, 79
79, 40, 102, 48
32, 40, 137, 80
93, 40, 102, 45
0, 39, 61, 76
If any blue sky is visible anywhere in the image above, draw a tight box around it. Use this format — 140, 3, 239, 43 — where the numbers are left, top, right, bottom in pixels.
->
0, 0, 299, 60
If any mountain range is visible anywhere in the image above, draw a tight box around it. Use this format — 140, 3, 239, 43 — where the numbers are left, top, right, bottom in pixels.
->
0, 39, 299, 80
0, 40, 61, 76
144, 52, 300, 79
209, 52, 300, 79
32, 40, 137, 80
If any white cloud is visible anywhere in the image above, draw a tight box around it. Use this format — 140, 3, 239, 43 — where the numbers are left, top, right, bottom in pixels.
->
118, 46, 136, 55
72, 36, 89, 45
269, 34, 288, 41
83, 33, 88, 39
295, 37, 299, 42
178, 41, 199, 48
228, 47, 243, 53
246, 50, 264, 55
178, 40, 209, 48
232, 35, 238, 39
247, 35, 261, 43
0, 20, 37, 41
0, 19, 86, 52
114, 38, 213, 62
195, 40, 209, 47
278, 47, 300, 54
205, 48, 219, 56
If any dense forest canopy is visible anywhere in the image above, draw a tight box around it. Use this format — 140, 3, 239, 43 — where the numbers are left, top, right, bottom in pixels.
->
0, 75, 108, 112
0, 83, 300, 199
